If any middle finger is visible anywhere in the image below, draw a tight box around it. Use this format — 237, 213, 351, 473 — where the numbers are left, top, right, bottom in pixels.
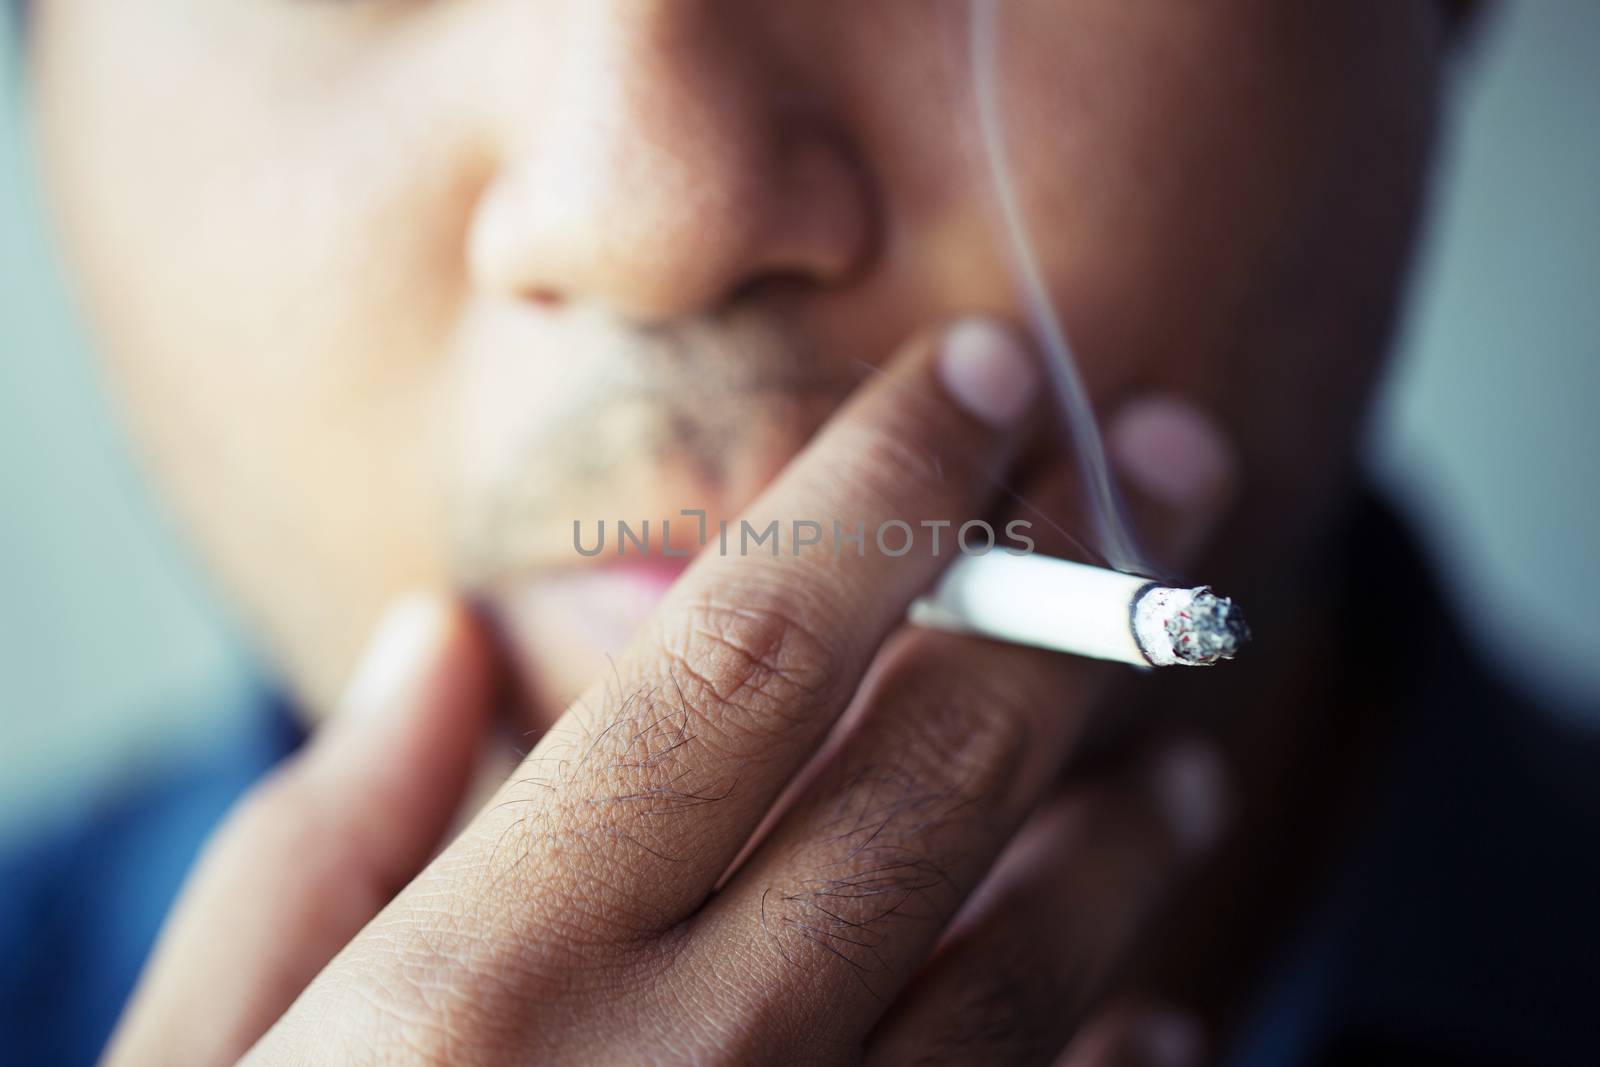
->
683, 623, 1109, 1045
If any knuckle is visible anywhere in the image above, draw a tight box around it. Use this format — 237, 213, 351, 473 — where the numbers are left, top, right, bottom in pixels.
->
654, 592, 843, 747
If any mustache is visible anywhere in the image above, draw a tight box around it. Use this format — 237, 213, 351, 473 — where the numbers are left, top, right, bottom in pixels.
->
449, 310, 864, 587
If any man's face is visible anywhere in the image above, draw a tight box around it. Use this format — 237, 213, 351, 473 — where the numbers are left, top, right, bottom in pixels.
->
29, 1, 1446, 721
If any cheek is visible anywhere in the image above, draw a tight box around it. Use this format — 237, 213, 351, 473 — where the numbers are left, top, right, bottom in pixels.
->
32, 0, 488, 705
963, 0, 1437, 453
957, 2, 1284, 394
812, 1, 1328, 404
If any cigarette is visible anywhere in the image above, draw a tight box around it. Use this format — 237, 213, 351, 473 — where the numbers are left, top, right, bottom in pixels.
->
908, 553, 1249, 668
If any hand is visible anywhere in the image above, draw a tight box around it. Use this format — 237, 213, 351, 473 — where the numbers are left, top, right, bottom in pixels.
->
104, 319, 1233, 1066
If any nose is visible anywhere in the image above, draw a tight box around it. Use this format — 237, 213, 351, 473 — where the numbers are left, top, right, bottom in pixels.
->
469, 5, 874, 323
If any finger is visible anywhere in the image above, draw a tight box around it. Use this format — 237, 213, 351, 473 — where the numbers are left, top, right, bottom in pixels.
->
683, 451, 1227, 1041
1106, 395, 1236, 579
103, 595, 496, 1067
1058, 1001, 1206, 1067
455, 317, 1044, 928
859, 742, 1226, 1065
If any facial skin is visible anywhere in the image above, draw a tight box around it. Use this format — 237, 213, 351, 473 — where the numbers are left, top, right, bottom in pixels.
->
29, 0, 1446, 725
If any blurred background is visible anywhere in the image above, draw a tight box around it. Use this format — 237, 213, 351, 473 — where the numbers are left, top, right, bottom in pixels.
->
2, 0, 1597, 838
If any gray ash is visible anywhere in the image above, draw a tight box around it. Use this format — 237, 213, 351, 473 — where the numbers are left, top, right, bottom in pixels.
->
1167, 589, 1251, 665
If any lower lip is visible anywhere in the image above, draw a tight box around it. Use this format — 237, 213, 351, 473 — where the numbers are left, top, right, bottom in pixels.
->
596, 558, 693, 602
504, 558, 692, 649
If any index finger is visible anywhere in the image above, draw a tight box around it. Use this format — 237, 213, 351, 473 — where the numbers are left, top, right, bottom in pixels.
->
464, 317, 1043, 931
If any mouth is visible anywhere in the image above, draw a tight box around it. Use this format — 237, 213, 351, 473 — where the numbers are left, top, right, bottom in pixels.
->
583, 555, 695, 602
486, 554, 697, 724
450, 307, 859, 719
505, 553, 694, 643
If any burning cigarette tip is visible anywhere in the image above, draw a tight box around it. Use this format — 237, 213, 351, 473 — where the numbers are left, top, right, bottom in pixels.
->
1132, 585, 1251, 668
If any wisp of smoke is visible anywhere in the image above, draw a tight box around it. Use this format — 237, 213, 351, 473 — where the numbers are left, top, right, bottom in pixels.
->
966, 0, 1148, 576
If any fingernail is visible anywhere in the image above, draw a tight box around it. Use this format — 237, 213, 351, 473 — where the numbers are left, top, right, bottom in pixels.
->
1151, 741, 1228, 856
1132, 1009, 1205, 1067
1109, 396, 1234, 513
340, 594, 449, 719
939, 318, 1038, 428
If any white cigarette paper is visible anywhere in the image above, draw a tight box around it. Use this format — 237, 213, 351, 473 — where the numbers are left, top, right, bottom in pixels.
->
908, 553, 1249, 668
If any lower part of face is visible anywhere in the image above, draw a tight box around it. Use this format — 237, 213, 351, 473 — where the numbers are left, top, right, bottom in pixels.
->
31, 0, 1446, 723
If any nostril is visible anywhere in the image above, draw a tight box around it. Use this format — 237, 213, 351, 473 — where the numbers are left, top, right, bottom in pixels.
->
518, 287, 562, 308
724, 270, 815, 309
